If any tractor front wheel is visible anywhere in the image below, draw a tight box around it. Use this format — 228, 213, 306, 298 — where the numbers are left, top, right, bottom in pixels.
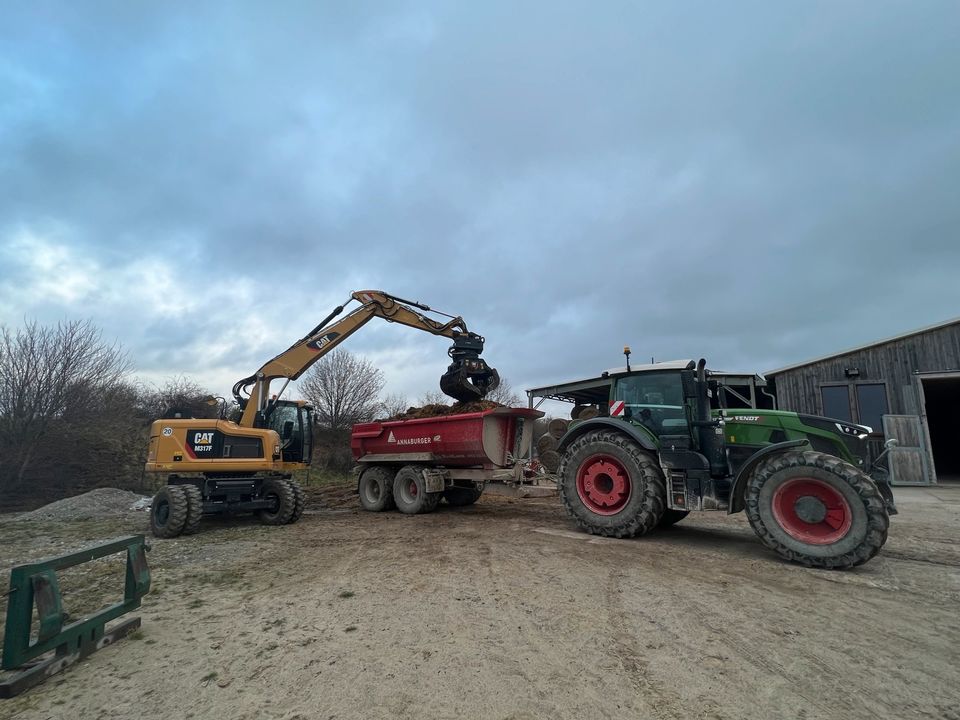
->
557, 430, 666, 538
657, 509, 689, 529
746, 450, 889, 569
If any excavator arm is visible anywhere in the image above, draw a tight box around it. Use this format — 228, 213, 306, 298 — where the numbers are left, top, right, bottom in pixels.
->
234, 290, 500, 427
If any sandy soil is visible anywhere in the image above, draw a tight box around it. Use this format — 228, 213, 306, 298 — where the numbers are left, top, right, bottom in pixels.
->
1, 483, 959, 720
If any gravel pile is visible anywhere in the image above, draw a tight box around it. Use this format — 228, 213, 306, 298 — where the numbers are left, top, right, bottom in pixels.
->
14, 488, 151, 522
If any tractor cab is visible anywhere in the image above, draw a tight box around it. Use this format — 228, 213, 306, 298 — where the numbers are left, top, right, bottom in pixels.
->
263, 399, 314, 465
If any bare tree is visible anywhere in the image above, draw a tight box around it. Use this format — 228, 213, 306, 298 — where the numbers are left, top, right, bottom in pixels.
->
137, 375, 217, 421
418, 390, 450, 407
378, 392, 410, 419
0, 319, 132, 492
483, 376, 523, 407
300, 349, 385, 430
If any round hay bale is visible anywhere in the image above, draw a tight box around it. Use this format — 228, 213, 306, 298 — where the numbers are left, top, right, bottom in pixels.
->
537, 434, 558, 454
578, 406, 600, 421
548, 418, 569, 439
571, 405, 585, 420
540, 449, 561, 473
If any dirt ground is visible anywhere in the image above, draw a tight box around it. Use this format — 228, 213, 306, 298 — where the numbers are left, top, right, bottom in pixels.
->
1, 482, 959, 720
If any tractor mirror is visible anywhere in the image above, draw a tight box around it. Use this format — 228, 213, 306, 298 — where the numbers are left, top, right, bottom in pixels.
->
681, 370, 697, 399
884, 438, 899, 450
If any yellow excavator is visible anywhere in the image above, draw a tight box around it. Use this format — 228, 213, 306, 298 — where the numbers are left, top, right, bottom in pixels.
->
144, 290, 500, 537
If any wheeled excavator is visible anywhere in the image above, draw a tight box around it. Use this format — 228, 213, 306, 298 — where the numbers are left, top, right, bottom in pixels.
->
144, 290, 500, 537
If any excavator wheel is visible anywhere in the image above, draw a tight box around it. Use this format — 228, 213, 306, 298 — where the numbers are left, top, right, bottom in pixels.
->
286, 479, 306, 523
181, 484, 204, 535
258, 477, 297, 525
358, 466, 396, 512
443, 486, 483, 507
150, 485, 189, 539
393, 466, 441, 514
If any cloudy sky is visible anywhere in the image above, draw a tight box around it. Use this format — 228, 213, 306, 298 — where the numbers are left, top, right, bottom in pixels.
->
1, 2, 958, 405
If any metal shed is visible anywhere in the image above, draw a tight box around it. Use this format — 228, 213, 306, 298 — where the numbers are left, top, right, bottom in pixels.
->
766, 318, 960, 485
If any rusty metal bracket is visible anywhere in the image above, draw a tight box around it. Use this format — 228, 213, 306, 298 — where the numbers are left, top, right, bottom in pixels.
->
1, 535, 151, 698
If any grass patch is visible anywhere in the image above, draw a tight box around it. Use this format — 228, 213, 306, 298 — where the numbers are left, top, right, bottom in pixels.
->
187, 598, 205, 609
338, 590, 355, 599
344, 625, 358, 633
201, 671, 218, 683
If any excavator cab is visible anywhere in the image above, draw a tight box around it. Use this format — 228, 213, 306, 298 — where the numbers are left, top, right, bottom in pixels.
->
264, 400, 314, 464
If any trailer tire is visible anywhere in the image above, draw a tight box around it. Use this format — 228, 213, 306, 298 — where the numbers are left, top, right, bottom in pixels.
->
745, 450, 889, 569
150, 485, 189, 538
557, 430, 666, 538
443, 486, 483, 507
393, 466, 441, 515
358, 466, 396, 512
258, 477, 297, 525
657, 509, 689, 529
181, 484, 204, 535
287, 479, 306, 523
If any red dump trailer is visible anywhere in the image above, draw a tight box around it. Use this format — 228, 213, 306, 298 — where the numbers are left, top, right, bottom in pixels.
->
350, 407, 543, 514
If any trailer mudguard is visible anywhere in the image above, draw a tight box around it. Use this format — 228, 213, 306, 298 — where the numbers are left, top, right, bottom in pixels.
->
556, 417, 659, 454
727, 439, 810, 514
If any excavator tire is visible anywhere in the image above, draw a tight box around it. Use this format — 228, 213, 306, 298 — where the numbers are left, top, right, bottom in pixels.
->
258, 477, 297, 525
557, 430, 666, 538
393, 466, 441, 515
286, 479, 306, 523
150, 485, 189, 539
746, 450, 888, 569
656, 509, 689, 529
443, 486, 483, 507
358, 466, 396, 512
181, 484, 204, 535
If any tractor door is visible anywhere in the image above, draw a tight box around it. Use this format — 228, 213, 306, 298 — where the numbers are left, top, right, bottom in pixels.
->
615, 371, 691, 445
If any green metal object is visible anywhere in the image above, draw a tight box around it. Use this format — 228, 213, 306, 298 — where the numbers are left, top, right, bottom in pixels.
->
1, 535, 150, 698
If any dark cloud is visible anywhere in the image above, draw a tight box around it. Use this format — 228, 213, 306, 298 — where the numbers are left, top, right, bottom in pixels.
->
1, 2, 958, 399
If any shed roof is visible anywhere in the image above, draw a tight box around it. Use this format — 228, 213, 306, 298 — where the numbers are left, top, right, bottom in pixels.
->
766, 316, 960, 376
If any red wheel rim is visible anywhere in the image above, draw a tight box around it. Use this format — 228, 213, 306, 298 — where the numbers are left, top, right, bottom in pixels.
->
576, 454, 631, 515
771, 477, 852, 545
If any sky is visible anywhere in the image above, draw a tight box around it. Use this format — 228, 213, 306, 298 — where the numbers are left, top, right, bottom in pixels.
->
1, 2, 958, 407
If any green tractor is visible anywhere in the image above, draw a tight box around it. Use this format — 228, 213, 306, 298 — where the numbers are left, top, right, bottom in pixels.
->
547, 358, 897, 568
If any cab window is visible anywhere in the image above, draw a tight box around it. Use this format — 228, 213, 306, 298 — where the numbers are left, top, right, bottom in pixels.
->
614, 372, 687, 434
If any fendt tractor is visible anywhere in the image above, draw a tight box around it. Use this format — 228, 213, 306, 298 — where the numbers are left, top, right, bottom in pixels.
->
541, 355, 897, 568
144, 290, 499, 538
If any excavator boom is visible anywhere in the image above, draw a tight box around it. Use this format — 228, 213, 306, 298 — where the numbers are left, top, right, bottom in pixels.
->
235, 290, 500, 427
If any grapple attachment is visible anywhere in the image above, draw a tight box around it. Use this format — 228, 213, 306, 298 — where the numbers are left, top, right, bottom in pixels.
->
439, 332, 501, 403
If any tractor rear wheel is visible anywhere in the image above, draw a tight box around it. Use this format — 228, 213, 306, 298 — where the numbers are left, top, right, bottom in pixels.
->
358, 466, 396, 512
393, 466, 441, 514
557, 430, 666, 538
181, 484, 204, 535
745, 450, 889, 569
258, 477, 297, 525
287, 479, 305, 523
443, 486, 483, 507
657, 509, 689, 529
150, 485, 189, 538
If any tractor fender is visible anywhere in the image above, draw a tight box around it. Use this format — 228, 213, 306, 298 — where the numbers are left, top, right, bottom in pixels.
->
556, 417, 659, 454
727, 439, 810, 514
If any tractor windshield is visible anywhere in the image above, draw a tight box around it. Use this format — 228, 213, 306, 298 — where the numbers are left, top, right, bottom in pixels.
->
615, 372, 688, 436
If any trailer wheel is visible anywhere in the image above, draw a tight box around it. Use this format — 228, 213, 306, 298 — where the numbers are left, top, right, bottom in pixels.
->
443, 486, 483, 507
150, 485, 189, 538
287, 479, 306, 523
358, 466, 396, 512
259, 477, 297, 525
181, 484, 204, 535
745, 450, 889, 569
557, 430, 666, 538
393, 466, 441, 514
657, 509, 689, 529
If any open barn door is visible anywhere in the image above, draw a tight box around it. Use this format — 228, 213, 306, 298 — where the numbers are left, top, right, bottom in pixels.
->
882, 414, 933, 485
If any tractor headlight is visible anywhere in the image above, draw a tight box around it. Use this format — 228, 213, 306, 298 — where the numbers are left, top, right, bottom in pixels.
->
835, 422, 871, 440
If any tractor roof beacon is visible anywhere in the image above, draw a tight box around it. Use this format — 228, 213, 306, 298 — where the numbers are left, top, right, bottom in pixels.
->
535, 358, 897, 569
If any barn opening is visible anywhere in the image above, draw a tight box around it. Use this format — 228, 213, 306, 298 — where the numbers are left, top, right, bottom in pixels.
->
922, 375, 960, 483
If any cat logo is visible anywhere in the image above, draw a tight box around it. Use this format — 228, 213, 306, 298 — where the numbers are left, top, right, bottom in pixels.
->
307, 332, 340, 352
195, 432, 214, 445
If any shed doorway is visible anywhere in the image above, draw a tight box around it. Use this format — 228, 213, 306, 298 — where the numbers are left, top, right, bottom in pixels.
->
920, 374, 960, 483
